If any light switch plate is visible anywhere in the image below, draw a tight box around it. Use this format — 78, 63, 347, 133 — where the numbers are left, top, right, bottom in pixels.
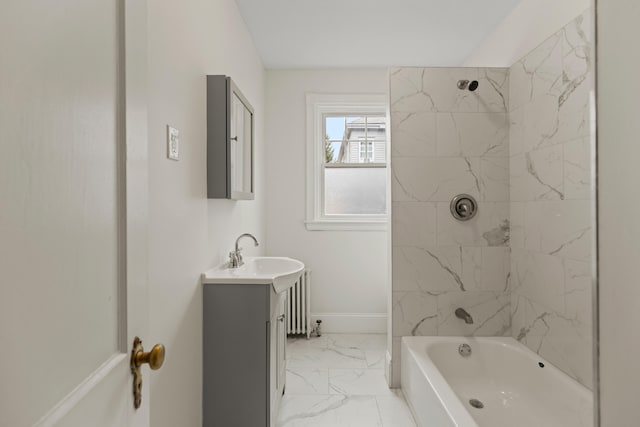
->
167, 125, 180, 161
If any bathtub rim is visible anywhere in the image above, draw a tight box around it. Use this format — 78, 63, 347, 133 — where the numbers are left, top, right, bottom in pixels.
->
401, 336, 593, 427
402, 336, 477, 427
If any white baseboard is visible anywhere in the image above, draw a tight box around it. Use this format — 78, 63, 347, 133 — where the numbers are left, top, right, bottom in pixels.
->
310, 312, 387, 334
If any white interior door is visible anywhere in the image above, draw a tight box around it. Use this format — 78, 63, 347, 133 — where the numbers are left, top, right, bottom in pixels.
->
0, 0, 150, 426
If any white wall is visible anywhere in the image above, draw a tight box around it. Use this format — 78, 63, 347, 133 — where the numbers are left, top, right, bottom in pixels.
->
265, 69, 388, 333
464, 0, 590, 67
597, 1, 640, 425
147, 1, 265, 426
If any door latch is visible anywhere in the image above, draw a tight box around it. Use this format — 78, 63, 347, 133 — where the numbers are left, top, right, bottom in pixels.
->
130, 336, 165, 409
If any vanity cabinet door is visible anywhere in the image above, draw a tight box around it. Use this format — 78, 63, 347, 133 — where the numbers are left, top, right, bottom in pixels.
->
276, 293, 287, 393
203, 284, 270, 427
269, 314, 277, 425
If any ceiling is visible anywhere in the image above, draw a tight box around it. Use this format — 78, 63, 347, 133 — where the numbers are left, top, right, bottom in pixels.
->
234, 0, 523, 69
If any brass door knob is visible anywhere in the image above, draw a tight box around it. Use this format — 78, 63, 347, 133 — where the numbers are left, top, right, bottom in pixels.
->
130, 337, 166, 409
134, 343, 165, 370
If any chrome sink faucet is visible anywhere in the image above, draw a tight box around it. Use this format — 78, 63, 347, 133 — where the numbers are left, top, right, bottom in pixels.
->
229, 233, 259, 268
455, 307, 474, 324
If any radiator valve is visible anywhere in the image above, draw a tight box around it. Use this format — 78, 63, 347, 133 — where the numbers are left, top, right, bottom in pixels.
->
311, 319, 322, 338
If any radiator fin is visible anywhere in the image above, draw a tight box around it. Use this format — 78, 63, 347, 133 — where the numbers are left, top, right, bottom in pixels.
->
286, 269, 311, 338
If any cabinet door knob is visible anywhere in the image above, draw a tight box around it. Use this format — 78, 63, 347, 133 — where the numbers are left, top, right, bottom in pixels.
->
277, 314, 285, 322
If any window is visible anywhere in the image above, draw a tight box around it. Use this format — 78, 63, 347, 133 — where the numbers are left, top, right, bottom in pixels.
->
306, 93, 388, 231
358, 139, 373, 162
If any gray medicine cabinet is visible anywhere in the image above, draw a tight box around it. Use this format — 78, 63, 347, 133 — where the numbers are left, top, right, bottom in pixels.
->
206, 75, 254, 200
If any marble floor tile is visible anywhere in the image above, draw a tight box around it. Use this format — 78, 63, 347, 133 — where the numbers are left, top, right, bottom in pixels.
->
286, 368, 329, 395
279, 334, 417, 427
364, 350, 386, 369
376, 390, 417, 427
277, 395, 382, 427
287, 336, 329, 352
329, 369, 394, 396
286, 346, 368, 369
326, 333, 387, 351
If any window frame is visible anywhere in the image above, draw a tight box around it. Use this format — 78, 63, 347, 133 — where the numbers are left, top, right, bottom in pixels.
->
305, 93, 388, 231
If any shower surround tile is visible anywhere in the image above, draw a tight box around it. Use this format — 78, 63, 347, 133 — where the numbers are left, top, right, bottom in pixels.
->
392, 291, 438, 337
390, 111, 437, 157
466, 247, 511, 293
391, 289, 511, 338
436, 291, 511, 336
509, 202, 525, 249
508, 9, 594, 390
564, 260, 593, 327
564, 138, 591, 200
391, 149, 508, 207
524, 200, 592, 261
391, 157, 481, 202
390, 11, 593, 391
511, 95, 564, 152
436, 202, 510, 247
510, 145, 564, 202
436, 112, 509, 158
390, 65, 512, 387
392, 246, 510, 294
511, 248, 565, 313
390, 67, 479, 113
512, 295, 593, 390
509, 32, 563, 111
480, 157, 510, 202
478, 68, 509, 113
391, 202, 437, 247
392, 246, 469, 293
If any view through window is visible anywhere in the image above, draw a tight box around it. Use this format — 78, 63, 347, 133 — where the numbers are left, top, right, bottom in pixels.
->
323, 115, 387, 216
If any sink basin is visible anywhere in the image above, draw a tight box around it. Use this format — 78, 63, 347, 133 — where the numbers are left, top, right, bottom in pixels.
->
201, 257, 305, 293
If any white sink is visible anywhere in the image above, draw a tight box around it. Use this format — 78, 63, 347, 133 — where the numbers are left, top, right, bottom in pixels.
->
201, 257, 305, 293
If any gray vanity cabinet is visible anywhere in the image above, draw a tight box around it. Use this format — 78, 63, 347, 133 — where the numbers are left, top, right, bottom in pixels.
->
203, 283, 286, 427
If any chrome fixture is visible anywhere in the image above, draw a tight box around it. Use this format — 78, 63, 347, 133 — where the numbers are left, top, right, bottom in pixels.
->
457, 79, 479, 92
469, 398, 484, 409
450, 194, 478, 221
455, 307, 474, 324
228, 233, 259, 268
458, 343, 472, 358
312, 319, 322, 337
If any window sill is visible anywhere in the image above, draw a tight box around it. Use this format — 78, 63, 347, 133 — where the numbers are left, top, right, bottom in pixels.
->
304, 220, 388, 232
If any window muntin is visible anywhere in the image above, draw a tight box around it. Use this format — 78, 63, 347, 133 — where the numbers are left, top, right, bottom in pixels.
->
324, 115, 386, 165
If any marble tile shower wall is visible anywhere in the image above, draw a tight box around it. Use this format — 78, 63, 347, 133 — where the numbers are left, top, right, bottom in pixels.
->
509, 11, 593, 389
389, 67, 511, 385
389, 11, 593, 389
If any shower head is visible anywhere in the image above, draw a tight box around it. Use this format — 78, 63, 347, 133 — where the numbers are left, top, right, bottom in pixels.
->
456, 79, 479, 92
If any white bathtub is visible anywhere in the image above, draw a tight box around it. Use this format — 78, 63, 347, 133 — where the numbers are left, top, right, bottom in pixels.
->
401, 336, 593, 427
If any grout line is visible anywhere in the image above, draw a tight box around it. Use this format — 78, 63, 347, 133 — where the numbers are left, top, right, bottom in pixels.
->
374, 395, 385, 427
